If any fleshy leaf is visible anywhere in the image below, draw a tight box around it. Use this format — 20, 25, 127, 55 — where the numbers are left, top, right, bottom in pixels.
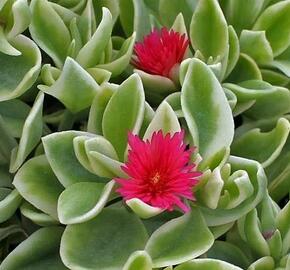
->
0, 189, 22, 223
39, 57, 99, 113
0, 227, 67, 270
10, 92, 44, 173
175, 259, 243, 270
126, 198, 164, 219
145, 208, 214, 268
0, 35, 41, 101
13, 155, 63, 220
181, 58, 234, 164
143, 101, 180, 140
102, 74, 145, 161
60, 208, 148, 270
122, 250, 152, 270
30, 0, 71, 67
240, 30, 273, 64
190, 0, 228, 60
247, 257, 275, 270
232, 118, 290, 168
76, 7, 113, 68
42, 131, 100, 187
58, 181, 115, 224
253, 0, 290, 57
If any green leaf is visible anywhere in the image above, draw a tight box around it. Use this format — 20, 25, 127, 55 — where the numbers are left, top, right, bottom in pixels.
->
119, 0, 151, 40
20, 201, 59, 226
39, 57, 99, 113
76, 7, 113, 68
102, 74, 145, 161
277, 200, 290, 255
159, 0, 198, 28
232, 118, 290, 168
247, 257, 275, 270
181, 59, 234, 164
0, 226, 68, 270
13, 155, 63, 220
7, 0, 31, 38
175, 259, 243, 270
123, 250, 152, 270
30, 0, 71, 67
10, 92, 44, 173
145, 208, 214, 268
0, 189, 22, 223
126, 198, 164, 219
227, 54, 262, 83
0, 27, 21, 56
58, 181, 115, 224
0, 99, 30, 138
60, 208, 148, 270
97, 33, 136, 77
240, 30, 273, 64
190, 0, 228, 60
224, 80, 290, 119
143, 101, 180, 140
0, 35, 41, 101
87, 83, 117, 134
199, 156, 267, 226
42, 131, 100, 187
223, 0, 264, 35
253, 0, 290, 57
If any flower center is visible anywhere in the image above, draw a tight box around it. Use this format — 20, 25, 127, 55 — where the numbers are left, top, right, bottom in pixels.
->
150, 172, 161, 185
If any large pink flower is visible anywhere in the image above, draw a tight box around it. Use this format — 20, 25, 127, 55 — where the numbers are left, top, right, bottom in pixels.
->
116, 130, 201, 213
132, 28, 189, 78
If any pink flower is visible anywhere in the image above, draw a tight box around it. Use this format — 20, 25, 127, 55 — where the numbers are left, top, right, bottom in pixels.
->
115, 130, 201, 213
132, 28, 189, 78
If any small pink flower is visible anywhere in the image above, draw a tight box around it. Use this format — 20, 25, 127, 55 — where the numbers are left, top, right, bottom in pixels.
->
132, 28, 189, 78
115, 130, 201, 213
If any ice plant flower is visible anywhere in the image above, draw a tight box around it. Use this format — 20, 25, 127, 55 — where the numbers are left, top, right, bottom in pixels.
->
116, 130, 201, 213
132, 28, 189, 79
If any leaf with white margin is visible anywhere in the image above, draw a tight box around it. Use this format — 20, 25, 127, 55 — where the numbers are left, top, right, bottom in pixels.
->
175, 259, 243, 270
60, 208, 148, 270
87, 83, 117, 134
102, 74, 145, 161
126, 198, 164, 219
122, 250, 152, 270
0, 35, 41, 101
277, 200, 290, 255
143, 101, 180, 140
253, 0, 290, 57
199, 156, 267, 226
227, 54, 262, 83
190, 0, 228, 60
58, 180, 115, 224
247, 257, 275, 270
240, 30, 273, 64
232, 118, 290, 168
97, 33, 136, 77
119, 0, 151, 41
10, 92, 44, 173
0, 99, 30, 138
145, 207, 214, 268
224, 26, 240, 79
181, 58, 234, 164
20, 201, 59, 226
42, 131, 100, 187
0, 189, 22, 223
30, 0, 71, 68
0, 27, 21, 56
7, 0, 31, 39
13, 155, 63, 220
39, 57, 99, 113
0, 226, 68, 270
224, 80, 290, 119
76, 8, 113, 68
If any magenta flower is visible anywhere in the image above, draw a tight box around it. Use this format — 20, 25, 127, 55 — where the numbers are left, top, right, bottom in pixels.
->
116, 130, 201, 213
132, 28, 189, 78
